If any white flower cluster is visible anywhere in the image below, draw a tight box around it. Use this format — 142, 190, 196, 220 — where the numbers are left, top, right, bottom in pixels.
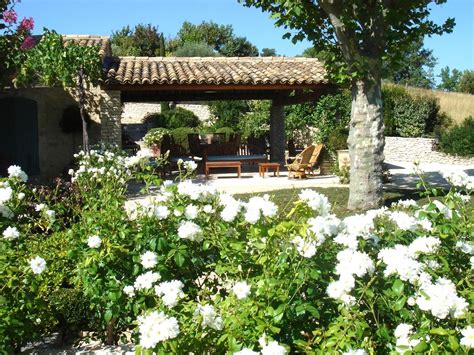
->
140, 251, 158, 269
394, 323, 421, 354
178, 220, 203, 242
456, 240, 474, 269
460, 326, 474, 349
183, 160, 198, 172
342, 349, 368, 355
29, 256, 47, 274
308, 214, 341, 238
196, 304, 223, 330
125, 195, 171, 220
391, 199, 417, 209
124, 148, 153, 167
292, 236, 318, 258
327, 249, 374, 305
70, 149, 131, 184
259, 334, 287, 355
3, 226, 19, 240
232, 281, 251, 300
220, 193, 242, 222
0, 182, 14, 218
177, 180, 216, 201
335, 209, 385, 249
155, 280, 185, 307
134, 271, 161, 290
185, 204, 199, 220
138, 310, 180, 348
243, 195, 278, 224
298, 189, 331, 216
8, 165, 28, 182
442, 170, 474, 189
87, 235, 102, 248
414, 277, 468, 319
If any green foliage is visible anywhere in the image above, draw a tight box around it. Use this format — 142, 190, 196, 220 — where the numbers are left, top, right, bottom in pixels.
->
143, 128, 170, 147
170, 127, 197, 153
238, 100, 270, 139
14, 29, 102, 88
382, 38, 437, 89
438, 66, 462, 92
260, 48, 277, 56
174, 42, 216, 57
458, 70, 474, 95
111, 24, 161, 57
439, 117, 474, 157
327, 126, 349, 151
220, 36, 259, 57
154, 107, 200, 130
209, 100, 250, 129
382, 87, 442, 137
214, 126, 235, 141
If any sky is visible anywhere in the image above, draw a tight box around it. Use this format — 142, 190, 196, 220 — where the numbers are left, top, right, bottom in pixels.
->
15, 0, 474, 80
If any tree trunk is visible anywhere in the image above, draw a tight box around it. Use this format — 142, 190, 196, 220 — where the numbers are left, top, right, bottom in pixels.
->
347, 78, 385, 210
77, 68, 90, 153
105, 317, 117, 345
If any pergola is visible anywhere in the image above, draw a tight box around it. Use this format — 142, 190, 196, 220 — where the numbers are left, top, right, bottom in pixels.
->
102, 56, 336, 163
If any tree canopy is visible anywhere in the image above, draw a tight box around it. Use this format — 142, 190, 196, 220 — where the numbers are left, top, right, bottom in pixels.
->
458, 70, 474, 95
438, 66, 462, 92
111, 23, 163, 57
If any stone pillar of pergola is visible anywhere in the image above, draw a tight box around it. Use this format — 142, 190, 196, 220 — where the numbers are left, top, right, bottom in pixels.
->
269, 98, 286, 164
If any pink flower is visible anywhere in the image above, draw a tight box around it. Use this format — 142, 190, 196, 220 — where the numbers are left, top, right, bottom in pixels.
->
3, 10, 17, 24
20, 36, 35, 50
19, 17, 34, 31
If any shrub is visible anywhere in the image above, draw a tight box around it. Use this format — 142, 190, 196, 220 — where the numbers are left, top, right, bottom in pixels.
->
214, 126, 235, 141
152, 107, 200, 130
143, 128, 170, 147
382, 86, 442, 137
209, 100, 249, 130
327, 126, 349, 151
238, 100, 270, 139
170, 127, 197, 153
439, 117, 474, 156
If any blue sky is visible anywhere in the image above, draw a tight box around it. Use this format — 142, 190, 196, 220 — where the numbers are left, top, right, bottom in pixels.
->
16, 0, 473, 79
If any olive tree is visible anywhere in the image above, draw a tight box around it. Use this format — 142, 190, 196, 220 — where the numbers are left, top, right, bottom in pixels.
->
242, 0, 454, 209
14, 29, 102, 153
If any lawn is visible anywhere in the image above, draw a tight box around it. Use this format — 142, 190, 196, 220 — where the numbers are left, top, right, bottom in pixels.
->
236, 187, 473, 218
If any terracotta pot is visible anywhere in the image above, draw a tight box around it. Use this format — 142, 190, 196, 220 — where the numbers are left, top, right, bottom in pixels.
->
151, 143, 161, 157
337, 149, 350, 170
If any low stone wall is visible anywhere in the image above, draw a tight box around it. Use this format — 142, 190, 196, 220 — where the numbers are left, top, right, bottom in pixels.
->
384, 136, 474, 165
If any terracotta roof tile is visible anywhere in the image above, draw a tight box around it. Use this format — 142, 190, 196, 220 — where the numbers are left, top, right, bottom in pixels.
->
104, 57, 328, 87
62, 35, 111, 58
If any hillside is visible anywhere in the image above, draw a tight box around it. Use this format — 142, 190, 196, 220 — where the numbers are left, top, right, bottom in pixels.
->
402, 86, 474, 124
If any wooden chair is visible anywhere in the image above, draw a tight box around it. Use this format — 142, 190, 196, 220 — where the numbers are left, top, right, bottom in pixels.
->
285, 144, 316, 179
305, 144, 324, 176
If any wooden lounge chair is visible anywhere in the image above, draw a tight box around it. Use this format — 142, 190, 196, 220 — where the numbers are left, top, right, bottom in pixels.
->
305, 144, 324, 176
285, 144, 316, 179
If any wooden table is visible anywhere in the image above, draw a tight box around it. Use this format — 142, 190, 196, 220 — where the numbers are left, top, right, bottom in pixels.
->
205, 161, 242, 178
258, 162, 280, 177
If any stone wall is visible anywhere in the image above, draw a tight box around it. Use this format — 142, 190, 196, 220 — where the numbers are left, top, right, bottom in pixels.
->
1, 88, 101, 177
384, 136, 474, 165
122, 102, 211, 124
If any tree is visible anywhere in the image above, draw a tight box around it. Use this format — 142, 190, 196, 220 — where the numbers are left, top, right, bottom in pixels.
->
383, 38, 437, 89
438, 66, 462, 92
171, 21, 234, 52
261, 48, 277, 56
0, 0, 35, 85
14, 29, 102, 153
174, 42, 217, 57
110, 23, 161, 56
220, 36, 259, 57
242, 0, 454, 209
458, 70, 474, 94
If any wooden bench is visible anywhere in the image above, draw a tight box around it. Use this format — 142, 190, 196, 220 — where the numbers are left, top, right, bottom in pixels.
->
205, 161, 241, 178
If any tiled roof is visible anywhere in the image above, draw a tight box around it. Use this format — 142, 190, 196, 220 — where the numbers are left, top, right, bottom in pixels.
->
62, 35, 111, 57
104, 57, 328, 87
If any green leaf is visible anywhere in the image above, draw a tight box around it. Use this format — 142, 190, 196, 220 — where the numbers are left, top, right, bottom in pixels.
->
174, 252, 185, 267
448, 335, 459, 351
392, 296, 406, 311
392, 279, 404, 295
104, 309, 113, 323
413, 340, 428, 352
430, 327, 449, 336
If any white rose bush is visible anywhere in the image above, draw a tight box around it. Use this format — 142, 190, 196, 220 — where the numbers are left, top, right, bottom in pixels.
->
0, 148, 472, 354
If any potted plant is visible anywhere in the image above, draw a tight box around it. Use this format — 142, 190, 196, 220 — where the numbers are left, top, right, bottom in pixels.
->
143, 128, 169, 156
328, 126, 350, 170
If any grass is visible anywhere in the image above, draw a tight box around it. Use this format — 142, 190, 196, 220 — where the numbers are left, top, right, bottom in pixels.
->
236, 187, 473, 218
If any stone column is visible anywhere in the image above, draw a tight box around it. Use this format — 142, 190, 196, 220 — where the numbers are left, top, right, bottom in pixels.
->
269, 99, 286, 164
98, 90, 122, 147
